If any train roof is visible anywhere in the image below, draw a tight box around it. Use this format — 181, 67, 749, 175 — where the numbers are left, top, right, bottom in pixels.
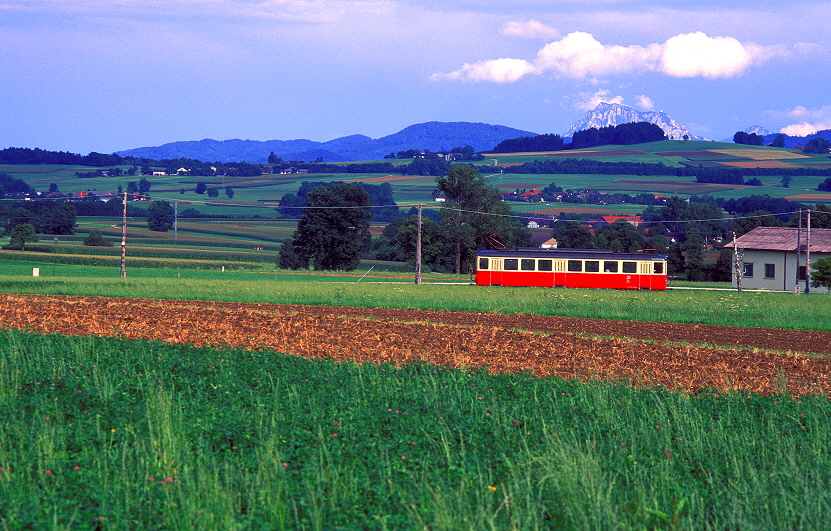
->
476, 249, 667, 261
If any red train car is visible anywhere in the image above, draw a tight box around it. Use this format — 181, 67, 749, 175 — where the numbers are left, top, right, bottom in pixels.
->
475, 249, 667, 290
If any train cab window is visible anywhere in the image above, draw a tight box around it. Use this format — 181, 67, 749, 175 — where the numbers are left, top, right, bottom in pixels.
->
585, 261, 600, 273
567, 260, 582, 272
521, 259, 535, 271
538, 259, 553, 271
504, 259, 519, 270
478, 258, 489, 270
622, 261, 637, 273
603, 261, 618, 273
654, 262, 664, 274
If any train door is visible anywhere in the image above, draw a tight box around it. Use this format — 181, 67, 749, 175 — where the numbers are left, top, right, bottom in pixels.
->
490, 258, 503, 286
639, 261, 652, 289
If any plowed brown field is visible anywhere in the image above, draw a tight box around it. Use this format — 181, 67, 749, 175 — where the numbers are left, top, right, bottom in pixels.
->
1, 294, 829, 396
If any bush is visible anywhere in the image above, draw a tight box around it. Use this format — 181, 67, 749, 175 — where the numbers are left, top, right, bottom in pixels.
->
83, 230, 113, 247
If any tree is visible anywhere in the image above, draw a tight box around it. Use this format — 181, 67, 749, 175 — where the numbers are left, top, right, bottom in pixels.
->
769, 134, 786, 148
83, 230, 112, 247
435, 165, 515, 274
396, 215, 448, 271
729, 210, 783, 237
277, 239, 308, 270
5, 207, 35, 235
592, 220, 646, 252
803, 137, 831, 154
291, 183, 371, 271
781, 175, 793, 188
812, 257, 831, 291
138, 178, 152, 193
207, 187, 220, 198
8, 223, 37, 251
551, 221, 592, 249
684, 227, 705, 281
225, 186, 234, 199
147, 201, 175, 232
195, 182, 208, 194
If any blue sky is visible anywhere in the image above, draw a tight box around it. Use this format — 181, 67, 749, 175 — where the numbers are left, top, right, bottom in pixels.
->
1, 0, 830, 154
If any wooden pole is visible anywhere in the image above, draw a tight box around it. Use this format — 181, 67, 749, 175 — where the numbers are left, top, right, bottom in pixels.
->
174, 202, 178, 243
120, 192, 127, 278
415, 202, 422, 285
796, 209, 802, 293
732, 232, 742, 292
806, 210, 811, 294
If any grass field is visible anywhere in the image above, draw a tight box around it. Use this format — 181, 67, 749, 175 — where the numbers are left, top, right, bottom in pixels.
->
1, 329, 829, 530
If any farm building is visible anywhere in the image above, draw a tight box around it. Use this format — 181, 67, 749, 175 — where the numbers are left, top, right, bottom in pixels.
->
724, 227, 831, 293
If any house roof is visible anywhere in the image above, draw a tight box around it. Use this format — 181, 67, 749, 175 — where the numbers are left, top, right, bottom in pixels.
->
724, 227, 831, 253
600, 215, 643, 224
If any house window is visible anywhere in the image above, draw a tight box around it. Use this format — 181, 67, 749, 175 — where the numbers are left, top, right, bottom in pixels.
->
585, 261, 600, 273
538, 259, 553, 271
504, 259, 518, 270
798, 266, 807, 281
743, 262, 754, 277
567, 260, 582, 272
764, 263, 776, 279
521, 259, 535, 271
478, 258, 488, 270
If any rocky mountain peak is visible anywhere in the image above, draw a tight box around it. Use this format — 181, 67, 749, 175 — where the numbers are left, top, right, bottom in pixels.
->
564, 103, 706, 141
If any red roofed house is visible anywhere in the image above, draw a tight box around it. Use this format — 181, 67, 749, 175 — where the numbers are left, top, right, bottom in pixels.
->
595, 215, 643, 229
724, 227, 831, 292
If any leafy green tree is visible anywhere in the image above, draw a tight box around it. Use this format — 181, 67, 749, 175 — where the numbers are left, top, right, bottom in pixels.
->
277, 239, 308, 270
769, 134, 786, 148
292, 183, 371, 271
147, 201, 174, 232
811, 257, 831, 291
684, 227, 705, 281
83, 230, 112, 247
551, 221, 592, 249
39, 202, 76, 235
207, 188, 220, 198
8, 223, 37, 251
5, 207, 35, 235
225, 186, 234, 199
396, 215, 448, 272
781, 175, 793, 188
435, 165, 516, 274
803, 137, 831, 154
728, 210, 783, 237
195, 182, 208, 194
138, 178, 152, 193
593, 220, 646, 252
667, 241, 685, 277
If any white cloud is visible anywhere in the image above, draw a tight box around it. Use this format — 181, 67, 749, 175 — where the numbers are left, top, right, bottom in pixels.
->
429, 58, 538, 83
634, 94, 654, 110
575, 89, 624, 112
500, 20, 559, 40
777, 105, 831, 136
432, 30, 788, 82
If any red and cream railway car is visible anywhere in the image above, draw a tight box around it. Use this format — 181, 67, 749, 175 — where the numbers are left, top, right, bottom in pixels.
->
475, 249, 668, 290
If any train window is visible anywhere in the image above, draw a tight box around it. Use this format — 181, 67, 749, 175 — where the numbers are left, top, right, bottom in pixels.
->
622, 261, 637, 273
654, 262, 664, 274
585, 261, 600, 272
538, 259, 553, 271
567, 260, 582, 272
603, 261, 618, 273
521, 259, 535, 271
504, 259, 519, 270
478, 257, 488, 270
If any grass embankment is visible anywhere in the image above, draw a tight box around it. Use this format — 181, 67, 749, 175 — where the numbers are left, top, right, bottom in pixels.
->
1, 330, 828, 530
0, 263, 830, 331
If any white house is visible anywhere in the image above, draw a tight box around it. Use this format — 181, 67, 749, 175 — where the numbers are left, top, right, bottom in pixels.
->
724, 227, 831, 292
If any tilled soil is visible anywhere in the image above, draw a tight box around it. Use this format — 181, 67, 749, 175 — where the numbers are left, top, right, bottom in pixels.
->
1, 293, 829, 396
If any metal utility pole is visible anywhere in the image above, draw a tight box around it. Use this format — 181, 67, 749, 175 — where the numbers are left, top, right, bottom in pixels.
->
732, 232, 742, 292
415, 202, 422, 285
806, 209, 812, 294
120, 191, 127, 278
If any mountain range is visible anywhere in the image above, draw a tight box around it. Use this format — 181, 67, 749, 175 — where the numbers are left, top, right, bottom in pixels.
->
116, 122, 537, 163
563, 102, 705, 141
114, 104, 829, 163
